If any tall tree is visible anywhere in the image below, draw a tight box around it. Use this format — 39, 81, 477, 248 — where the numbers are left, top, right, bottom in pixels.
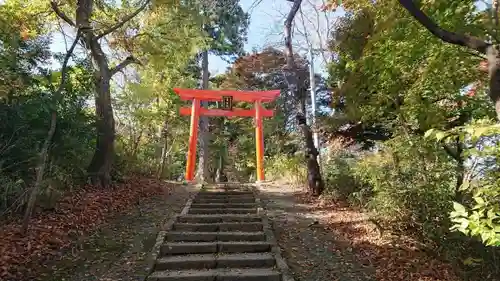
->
196, 0, 249, 182
327, 0, 500, 120
283, 0, 324, 195
111, 0, 206, 179
395, 0, 500, 116
223, 48, 312, 155
50, 0, 149, 187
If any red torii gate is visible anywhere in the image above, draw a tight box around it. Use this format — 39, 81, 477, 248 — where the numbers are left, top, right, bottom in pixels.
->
173, 88, 280, 183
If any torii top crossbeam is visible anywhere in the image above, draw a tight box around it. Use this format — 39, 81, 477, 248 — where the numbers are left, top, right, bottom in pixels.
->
173, 88, 279, 183
173, 88, 280, 102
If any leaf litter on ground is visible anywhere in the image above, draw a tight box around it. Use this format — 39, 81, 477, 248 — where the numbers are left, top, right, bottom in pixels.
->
259, 183, 460, 281
0, 176, 193, 281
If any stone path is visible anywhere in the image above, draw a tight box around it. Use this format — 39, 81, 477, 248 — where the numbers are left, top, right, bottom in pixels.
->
146, 184, 294, 281
257, 183, 376, 281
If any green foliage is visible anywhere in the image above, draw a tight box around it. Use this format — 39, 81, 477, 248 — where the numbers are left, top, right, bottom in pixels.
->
426, 120, 500, 246
353, 136, 456, 242
319, 1, 500, 278
266, 154, 307, 186
111, 1, 207, 178
199, 0, 250, 57
322, 150, 367, 205
0, 65, 95, 212
329, 0, 489, 135
326, 0, 499, 254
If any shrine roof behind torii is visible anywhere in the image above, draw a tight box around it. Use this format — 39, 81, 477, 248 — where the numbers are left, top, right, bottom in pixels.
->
173, 88, 280, 102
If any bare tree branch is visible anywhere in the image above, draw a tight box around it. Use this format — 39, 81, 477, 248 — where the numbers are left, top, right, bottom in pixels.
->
96, 0, 150, 40
311, 0, 331, 64
284, 0, 302, 70
57, 30, 82, 94
399, 0, 490, 54
248, 0, 265, 15
495, 0, 499, 39
110, 56, 141, 76
50, 1, 76, 27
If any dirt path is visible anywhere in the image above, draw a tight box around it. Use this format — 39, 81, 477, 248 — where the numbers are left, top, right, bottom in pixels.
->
257, 183, 376, 281
40, 183, 196, 281
258, 182, 463, 281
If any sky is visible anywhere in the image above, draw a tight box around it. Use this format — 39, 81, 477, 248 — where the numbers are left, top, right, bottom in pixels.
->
48, 0, 344, 78
208, 0, 344, 76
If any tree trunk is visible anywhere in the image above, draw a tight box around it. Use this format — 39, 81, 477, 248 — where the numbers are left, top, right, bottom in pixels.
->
157, 137, 168, 179
87, 64, 115, 188
487, 46, 500, 120
442, 136, 465, 202
131, 129, 143, 159
157, 119, 169, 179
215, 147, 227, 182
453, 137, 465, 202
197, 50, 210, 183
22, 112, 57, 234
50, 0, 144, 188
283, 0, 324, 196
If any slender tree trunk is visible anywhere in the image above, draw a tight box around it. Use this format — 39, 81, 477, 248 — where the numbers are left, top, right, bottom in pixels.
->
22, 30, 81, 234
214, 116, 227, 182
157, 137, 168, 179
157, 119, 169, 179
22, 112, 57, 234
131, 129, 143, 159
487, 47, 500, 120
442, 137, 465, 202
283, 0, 324, 196
456, 147, 465, 202
197, 50, 210, 182
215, 146, 227, 182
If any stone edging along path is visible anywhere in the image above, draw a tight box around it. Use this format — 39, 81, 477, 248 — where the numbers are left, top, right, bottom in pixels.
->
141, 182, 294, 281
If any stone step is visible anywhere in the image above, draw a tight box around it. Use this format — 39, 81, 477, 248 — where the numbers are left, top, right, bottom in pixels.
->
190, 203, 257, 209
204, 189, 251, 193
197, 191, 254, 195
161, 242, 217, 255
148, 268, 281, 281
217, 241, 272, 253
155, 253, 275, 270
166, 231, 266, 242
216, 253, 275, 268
197, 191, 254, 196
161, 241, 273, 255
195, 196, 256, 201
178, 214, 261, 224
202, 188, 250, 193
173, 222, 263, 232
188, 208, 257, 215
193, 198, 256, 204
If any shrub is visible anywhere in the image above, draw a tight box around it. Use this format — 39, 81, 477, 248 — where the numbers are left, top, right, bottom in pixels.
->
266, 153, 307, 186
352, 135, 456, 244
322, 150, 369, 206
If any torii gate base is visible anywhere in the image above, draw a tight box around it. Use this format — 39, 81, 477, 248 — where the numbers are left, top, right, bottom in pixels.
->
174, 88, 279, 183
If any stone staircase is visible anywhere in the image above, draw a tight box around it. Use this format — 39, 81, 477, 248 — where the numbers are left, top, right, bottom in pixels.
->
146, 184, 293, 281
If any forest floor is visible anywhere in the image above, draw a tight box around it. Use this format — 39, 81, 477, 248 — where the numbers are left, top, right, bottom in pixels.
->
0, 177, 196, 281
2, 179, 463, 281
258, 182, 460, 281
